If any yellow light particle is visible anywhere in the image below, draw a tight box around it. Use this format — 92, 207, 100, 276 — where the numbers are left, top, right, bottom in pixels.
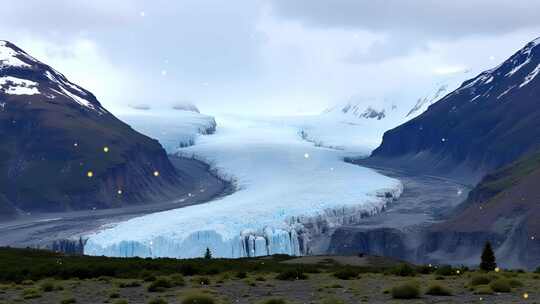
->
153, 171, 160, 177
456, 270, 461, 274
495, 267, 500, 272
87, 171, 93, 178
523, 293, 529, 299
103, 146, 109, 153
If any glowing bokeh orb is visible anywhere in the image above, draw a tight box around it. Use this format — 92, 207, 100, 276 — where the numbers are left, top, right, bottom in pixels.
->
153, 171, 160, 177
87, 171, 93, 178
103, 146, 109, 153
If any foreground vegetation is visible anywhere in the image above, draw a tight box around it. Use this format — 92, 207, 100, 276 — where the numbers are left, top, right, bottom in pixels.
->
0, 248, 538, 303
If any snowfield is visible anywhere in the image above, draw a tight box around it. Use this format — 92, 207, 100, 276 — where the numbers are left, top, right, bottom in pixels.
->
119, 110, 217, 153
84, 114, 402, 258
293, 72, 473, 155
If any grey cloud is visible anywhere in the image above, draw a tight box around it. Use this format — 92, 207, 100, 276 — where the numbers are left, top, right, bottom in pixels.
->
128, 104, 151, 111
0, 0, 136, 37
268, 0, 540, 38
344, 33, 430, 64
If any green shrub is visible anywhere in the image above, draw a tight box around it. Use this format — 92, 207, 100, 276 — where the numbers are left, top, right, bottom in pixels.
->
258, 299, 287, 304
434, 265, 455, 276
147, 278, 173, 292
470, 274, 492, 286
474, 285, 494, 295
417, 265, 434, 274
390, 264, 416, 277
425, 283, 452, 296
489, 278, 511, 293
148, 298, 168, 304
255, 275, 266, 281
508, 278, 523, 288
319, 297, 345, 304
181, 293, 216, 304
192, 276, 210, 285
117, 280, 142, 288
169, 274, 185, 286
276, 269, 308, 280
113, 300, 129, 304
60, 297, 77, 304
109, 289, 121, 298
391, 281, 420, 299
333, 269, 359, 280
22, 287, 42, 299
40, 280, 56, 292
142, 272, 157, 282
236, 271, 247, 279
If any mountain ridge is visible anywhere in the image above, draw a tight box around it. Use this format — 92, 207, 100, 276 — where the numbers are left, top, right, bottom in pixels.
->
364, 37, 540, 183
0, 40, 185, 218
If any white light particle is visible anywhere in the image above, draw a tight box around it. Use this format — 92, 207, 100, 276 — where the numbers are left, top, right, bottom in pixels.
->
161, 70, 167, 76
489, 55, 495, 61
140, 11, 146, 17
304, 153, 310, 159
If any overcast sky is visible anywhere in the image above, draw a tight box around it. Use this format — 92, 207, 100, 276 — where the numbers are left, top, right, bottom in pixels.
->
1, 0, 539, 115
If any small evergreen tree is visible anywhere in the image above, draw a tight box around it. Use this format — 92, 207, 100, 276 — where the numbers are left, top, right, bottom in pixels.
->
204, 247, 212, 259
480, 241, 497, 271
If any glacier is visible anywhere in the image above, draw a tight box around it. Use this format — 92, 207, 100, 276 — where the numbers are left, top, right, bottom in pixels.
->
119, 110, 217, 153
84, 114, 402, 258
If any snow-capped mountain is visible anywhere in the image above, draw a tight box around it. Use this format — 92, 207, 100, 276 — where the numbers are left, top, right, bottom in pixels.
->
0, 40, 184, 217
293, 71, 472, 155
0, 40, 107, 113
370, 37, 540, 182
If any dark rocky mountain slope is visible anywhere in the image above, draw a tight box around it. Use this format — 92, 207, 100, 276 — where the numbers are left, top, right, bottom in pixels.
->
348, 37, 540, 269
365, 37, 540, 184
0, 40, 183, 218
423, 150, 540, 269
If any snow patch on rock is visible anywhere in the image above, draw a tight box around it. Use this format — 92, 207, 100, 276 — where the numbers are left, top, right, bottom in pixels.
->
0, 76, 40, 95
